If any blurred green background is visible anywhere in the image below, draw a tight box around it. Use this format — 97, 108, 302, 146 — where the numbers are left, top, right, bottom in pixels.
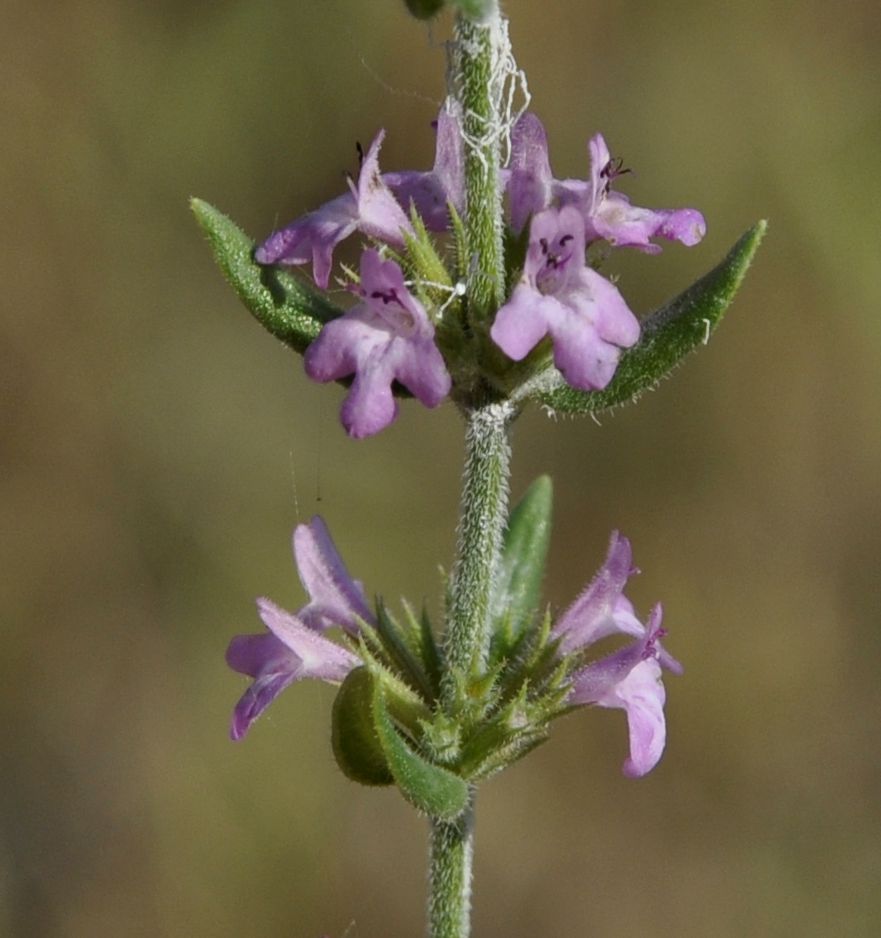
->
3, 1, 880, 935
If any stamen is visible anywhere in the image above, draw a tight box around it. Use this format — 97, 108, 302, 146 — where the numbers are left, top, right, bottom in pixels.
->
370, 288, 401, 306
600, 156, 632, 195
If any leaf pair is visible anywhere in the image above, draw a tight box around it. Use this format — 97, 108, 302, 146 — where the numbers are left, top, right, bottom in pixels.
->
192, 197, 765, 420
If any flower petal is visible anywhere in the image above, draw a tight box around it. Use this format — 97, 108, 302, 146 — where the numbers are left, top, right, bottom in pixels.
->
294, 517, 375, 632
579, 267, 641, 349
658, 208, 707, 246
230, 669, 300, 741
585, 134, 706, 251
304, 314, 380, 383
508, 113, 554, 233
490, 283, 553, 361
257, 597, 359, 680
255, 130, 411, 289
492, 206, 637, 391
432, 104, 465, 214
340, 348, 399, 438
546, 304, 622, 391
256, 193, 359, 289
226, 632, 302, 740
568, 605, 672, 777
226, 632, 291, 677
384, 104, 464, 231
304, 250, 450, 438
393, 337, 453, 408
605, 659, 667, 778
553, 531, 641, 653
354, 130, 412, 245
226, 523, 368, 740
568, 631, 649, 704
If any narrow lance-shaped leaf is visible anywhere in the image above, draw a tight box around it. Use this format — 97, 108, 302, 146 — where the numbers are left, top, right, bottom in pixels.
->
407, 601, 443, 699
530, 221, 767, 415
374, 600, 436, 703
491, 476, 553, 649
190, 198, 343, 353
371, 681, 469, 820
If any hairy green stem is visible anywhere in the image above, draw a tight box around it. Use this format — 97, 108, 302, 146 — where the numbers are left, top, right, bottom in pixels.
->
429, 402, 511, 938
451, 3, 507, 321
428, 797, 475, 938
442, 402, 513, 704
428, 402, 515, 938
428, 8, 512, 938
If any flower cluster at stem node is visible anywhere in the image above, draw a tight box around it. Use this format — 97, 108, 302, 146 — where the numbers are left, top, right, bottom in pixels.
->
253, 103, 705, 437
227, 505, 681, 782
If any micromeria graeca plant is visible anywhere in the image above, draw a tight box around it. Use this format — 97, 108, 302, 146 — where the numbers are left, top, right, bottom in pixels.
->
192, 2, 765, 935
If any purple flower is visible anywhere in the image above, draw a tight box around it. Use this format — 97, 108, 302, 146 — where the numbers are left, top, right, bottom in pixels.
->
255, 107, 464, 289
553, 532, 683, 778
291, 516, 375, 634
226, 517, 371, 741
384, 104, 465, 232
507, 112, 586, 233
255, 130, 412, 289
490, 205, 640, 391
506, 113, 706, 252
569, 610, 669, 778
304, 249, 452, 438
585, 133, 706, 252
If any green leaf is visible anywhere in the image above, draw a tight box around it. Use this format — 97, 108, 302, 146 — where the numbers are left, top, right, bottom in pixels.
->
371, 683, 469, 820
331, 668, 393, 786
531, 221, 767, 415
374, 601, 436, 703
190, 198, 343, 353
491, 476, 553, 651
403, 209, 453, 298
406, 601, 443, 699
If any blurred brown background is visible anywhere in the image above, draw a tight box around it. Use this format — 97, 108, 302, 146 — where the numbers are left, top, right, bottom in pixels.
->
3, 1, 880, 935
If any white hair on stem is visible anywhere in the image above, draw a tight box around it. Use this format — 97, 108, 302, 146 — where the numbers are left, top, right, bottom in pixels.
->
449, 15, 531, 173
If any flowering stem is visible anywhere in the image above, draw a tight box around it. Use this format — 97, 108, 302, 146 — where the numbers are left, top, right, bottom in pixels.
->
451, 3, 507, 321
427, 9, 514, 937
428, 796, 475, 938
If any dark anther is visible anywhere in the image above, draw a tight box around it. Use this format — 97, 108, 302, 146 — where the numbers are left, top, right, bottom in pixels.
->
560, 234, 574, 246
370, 288, 400, 306
539, 237, 549, 255
600, 156, 632, 194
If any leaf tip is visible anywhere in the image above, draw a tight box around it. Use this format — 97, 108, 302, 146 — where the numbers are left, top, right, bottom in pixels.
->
189, 196, 216, 231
